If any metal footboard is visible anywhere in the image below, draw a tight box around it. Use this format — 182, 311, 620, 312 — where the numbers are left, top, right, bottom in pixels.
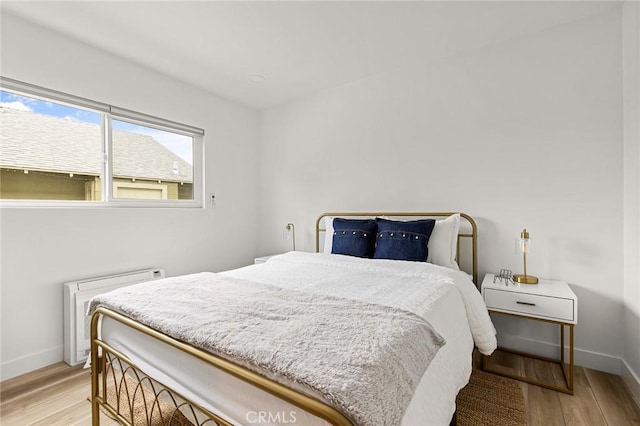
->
90, 307, 353, 426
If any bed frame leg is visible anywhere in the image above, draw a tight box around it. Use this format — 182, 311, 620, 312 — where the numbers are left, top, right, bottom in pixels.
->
91, 355, 100, 426
90, 311, 101, 426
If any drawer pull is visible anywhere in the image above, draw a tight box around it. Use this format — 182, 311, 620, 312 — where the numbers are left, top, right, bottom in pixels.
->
516, 301, 536, 306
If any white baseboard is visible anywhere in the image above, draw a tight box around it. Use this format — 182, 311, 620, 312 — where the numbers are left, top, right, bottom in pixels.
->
622, 358, 640, 408
0, 345, 63, 382
497, 333, 623, 375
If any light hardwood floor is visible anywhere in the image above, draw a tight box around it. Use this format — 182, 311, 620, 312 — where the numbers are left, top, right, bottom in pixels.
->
484, 350, 640, 426
1, 353, 639, 425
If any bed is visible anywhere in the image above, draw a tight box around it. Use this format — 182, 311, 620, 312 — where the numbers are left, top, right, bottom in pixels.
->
89, 212, 497, 426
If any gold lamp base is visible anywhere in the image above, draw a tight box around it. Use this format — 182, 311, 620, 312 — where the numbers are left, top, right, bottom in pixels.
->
513, 274, 539, 284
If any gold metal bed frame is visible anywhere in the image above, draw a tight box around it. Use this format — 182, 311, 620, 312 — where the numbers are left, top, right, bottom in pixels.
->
91, 212, 478, 426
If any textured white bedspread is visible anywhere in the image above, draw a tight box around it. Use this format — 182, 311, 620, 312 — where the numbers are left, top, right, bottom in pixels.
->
89, 270, 445, 425
224, 252, 496, 355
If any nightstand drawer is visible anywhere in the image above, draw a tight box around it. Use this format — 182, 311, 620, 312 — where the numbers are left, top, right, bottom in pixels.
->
484, 288, 575, 322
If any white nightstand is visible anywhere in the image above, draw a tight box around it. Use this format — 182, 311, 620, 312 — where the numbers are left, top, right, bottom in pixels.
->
254, 255, 276, 264
481, 273, 577, 394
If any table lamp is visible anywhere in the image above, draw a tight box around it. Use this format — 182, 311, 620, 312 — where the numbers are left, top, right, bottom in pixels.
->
513, 229, 538, 284
286, 223, 296, 251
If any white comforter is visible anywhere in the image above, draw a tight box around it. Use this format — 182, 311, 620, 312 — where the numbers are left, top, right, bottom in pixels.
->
223, 252, 496, 355
97, 252, 497, 426
89, 269, 446, 426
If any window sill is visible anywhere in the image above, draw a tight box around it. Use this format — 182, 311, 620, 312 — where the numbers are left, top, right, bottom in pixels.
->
0, 200, 204, 208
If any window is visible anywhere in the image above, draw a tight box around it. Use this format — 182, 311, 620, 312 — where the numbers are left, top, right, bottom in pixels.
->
0, 77, 204, 207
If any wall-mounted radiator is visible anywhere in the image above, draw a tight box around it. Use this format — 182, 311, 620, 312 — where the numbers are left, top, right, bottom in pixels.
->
63, 268, 165, 366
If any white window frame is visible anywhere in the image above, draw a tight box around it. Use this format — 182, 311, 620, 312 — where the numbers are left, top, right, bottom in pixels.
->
0, 77, 204, 208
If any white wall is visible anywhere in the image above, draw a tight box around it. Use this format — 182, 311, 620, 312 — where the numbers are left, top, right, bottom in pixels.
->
0, 14, 260, 380
258, 8, 627, 374
622, 1, 640, 402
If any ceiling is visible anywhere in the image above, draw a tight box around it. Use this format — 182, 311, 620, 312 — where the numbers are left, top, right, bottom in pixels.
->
1, 1, 619, 110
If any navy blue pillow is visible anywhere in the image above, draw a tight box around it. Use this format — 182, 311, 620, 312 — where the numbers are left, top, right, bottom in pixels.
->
374, 218, 436, 262
331, 218, 377, 258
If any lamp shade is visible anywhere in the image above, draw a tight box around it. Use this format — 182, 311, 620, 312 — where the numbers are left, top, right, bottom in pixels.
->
513, 228, 538, 284
516, 229, 534, 254
286, 223, 296, 251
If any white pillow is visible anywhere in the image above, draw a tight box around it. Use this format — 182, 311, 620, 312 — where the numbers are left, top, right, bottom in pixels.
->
427, 214, 461, 270
323, 216, 335, 253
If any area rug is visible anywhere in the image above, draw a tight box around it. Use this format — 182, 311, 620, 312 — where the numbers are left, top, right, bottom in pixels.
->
98, 376, 194, 426
456, 370, 527, 426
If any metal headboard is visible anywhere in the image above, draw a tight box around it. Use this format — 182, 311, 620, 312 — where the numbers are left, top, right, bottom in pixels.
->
315, 212, 478, 284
